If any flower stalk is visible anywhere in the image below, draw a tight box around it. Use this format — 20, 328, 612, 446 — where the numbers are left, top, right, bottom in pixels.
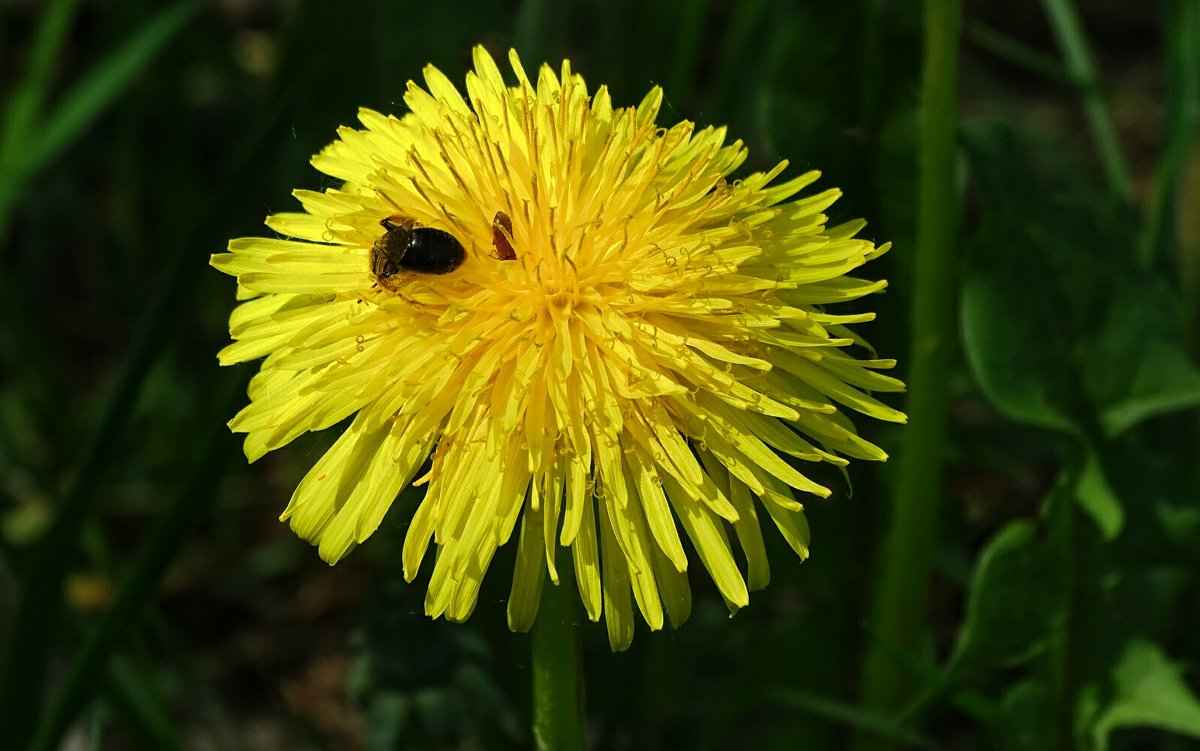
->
532, 570, 586, 751
858, 0, 961, 741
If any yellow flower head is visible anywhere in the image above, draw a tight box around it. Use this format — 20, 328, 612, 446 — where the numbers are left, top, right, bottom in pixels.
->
211, 46, 904, 650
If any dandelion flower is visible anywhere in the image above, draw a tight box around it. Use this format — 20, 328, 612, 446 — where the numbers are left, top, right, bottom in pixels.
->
211, 46, 904, 650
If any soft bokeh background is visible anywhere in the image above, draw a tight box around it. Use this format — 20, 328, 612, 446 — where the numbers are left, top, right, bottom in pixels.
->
3, 0, 1200, 749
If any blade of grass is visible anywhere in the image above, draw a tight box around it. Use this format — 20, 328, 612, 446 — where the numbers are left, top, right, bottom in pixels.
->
0, 68, 310, 750
0, 0, 205, 240
857, 1, 961, 749
0, 0, 84, 171
889, 649, 1001, 726
768, 690, 939, 750
52, 610, 181, 750
1039, 0, 1133, 206
27, 371, 246, 751
0, 0, 88, 429
1138, 0, 1200, 269
965, 21, 1072, 86
102, 651, 182, 750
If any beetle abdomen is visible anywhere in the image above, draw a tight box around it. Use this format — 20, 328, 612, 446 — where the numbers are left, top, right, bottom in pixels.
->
402, 228, 465, 275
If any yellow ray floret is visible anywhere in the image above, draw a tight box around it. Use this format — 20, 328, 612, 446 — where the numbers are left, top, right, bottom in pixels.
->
210, 45, 904, 650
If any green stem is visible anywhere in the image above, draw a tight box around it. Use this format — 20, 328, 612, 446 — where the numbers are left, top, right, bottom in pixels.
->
858, 0, 961, 746
531, 575, 586, 751
1040, 0, 1133, 206
1143, 0, 1200, 271
1047, 478, 1078, 751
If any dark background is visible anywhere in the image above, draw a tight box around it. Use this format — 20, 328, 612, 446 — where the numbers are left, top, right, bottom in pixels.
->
2, 0, 1199, 749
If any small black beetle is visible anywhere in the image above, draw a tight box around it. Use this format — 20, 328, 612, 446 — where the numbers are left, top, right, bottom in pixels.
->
370, 216, 465, 289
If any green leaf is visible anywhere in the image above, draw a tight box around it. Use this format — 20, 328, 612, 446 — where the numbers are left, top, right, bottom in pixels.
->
947, 520, 1055, 675
1084, 276, 1200, 437
1071, 447, 1120, 541
994, 680, 1056, 751
1091, 639, 1200, 750
1156, 502, 1200, 551
1073, 446, 1123, 540
365, 693, 411, 751
1098, 341, 1200, 435
959, 122, 1101, 432
962, 121, 1200, 440
961, 217, 1081, 433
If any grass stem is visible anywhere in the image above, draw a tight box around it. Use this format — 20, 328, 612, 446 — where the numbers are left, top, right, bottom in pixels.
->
1141, 0, 1200, 270
1040, 0, 1133, 206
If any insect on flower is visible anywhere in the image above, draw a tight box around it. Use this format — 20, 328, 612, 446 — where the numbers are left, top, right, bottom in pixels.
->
210, 45, 905, 651
491, 210, 517, 260
369, 216, 465, 292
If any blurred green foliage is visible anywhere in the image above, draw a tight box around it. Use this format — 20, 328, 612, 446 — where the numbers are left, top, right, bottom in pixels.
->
1, 0, 1199, 749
